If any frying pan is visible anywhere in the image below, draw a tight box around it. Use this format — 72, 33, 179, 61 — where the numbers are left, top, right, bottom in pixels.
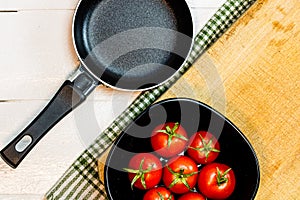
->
0, 0, 193, 168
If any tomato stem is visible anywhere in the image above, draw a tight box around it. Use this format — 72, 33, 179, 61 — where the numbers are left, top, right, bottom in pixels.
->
156, 122, 188, 148
156, 191, 173, 200
157, 192, 164, 199
166, 165, 198, 191
123, 158, 153, 190
188, 133, 220, 162
216, 167, 231, 186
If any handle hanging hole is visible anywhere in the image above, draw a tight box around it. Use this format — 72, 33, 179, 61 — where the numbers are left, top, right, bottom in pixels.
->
15, 135, 32, 152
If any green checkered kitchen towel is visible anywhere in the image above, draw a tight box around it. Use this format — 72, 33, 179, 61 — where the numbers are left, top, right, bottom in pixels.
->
46, 0, 256, 199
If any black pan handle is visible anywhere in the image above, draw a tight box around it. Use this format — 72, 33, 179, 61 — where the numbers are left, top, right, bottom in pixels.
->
0, 67, 99, 168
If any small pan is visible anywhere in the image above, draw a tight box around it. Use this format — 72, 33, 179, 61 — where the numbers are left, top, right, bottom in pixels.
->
0, 0, 193, 168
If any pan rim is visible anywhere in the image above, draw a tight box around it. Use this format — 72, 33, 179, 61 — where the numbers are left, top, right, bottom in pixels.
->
71, 0, 195, 92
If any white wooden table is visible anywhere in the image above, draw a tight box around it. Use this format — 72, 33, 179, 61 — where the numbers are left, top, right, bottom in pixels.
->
0, 0, 226, 199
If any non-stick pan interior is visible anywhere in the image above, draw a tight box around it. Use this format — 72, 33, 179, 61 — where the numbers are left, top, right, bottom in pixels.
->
74, 0, 193, 90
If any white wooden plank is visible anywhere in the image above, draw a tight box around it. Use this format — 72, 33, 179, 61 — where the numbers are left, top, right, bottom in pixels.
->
187, 0, 226, 8
0, 195, 43, 200
0, 114, 85, 196
0, 10, 78, 100
0, 96, 137, 195
191, 7, 221, 32
0, 0, 224, 10
0, 94, 139, 145
0, 0, 78, 10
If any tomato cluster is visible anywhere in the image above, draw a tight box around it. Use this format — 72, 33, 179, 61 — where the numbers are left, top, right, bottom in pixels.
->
123, 122, 236, 200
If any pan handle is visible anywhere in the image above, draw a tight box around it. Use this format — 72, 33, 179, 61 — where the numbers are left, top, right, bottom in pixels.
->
0, 67, 99, 168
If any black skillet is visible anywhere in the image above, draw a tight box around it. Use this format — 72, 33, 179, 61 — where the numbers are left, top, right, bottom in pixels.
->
0, 0, 193, 168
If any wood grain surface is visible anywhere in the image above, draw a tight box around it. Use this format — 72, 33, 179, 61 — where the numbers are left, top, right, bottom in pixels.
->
159, 0, 300, 199
99, 0, 300, 199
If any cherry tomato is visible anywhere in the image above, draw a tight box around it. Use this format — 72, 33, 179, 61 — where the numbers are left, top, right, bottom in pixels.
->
178, 192, 206, 200
124, 153, 162, 190
187, 131, 220, 164
151, 122, 188, 158
163, 156, 198, 194
198, 163, 236, 199
143, 187, 174, 200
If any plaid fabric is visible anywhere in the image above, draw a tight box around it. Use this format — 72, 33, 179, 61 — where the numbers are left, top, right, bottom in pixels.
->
46, 0, 256, 199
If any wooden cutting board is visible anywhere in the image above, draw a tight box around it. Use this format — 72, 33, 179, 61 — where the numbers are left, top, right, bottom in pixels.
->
159, 0, 300, 199
99, 0, 300, 199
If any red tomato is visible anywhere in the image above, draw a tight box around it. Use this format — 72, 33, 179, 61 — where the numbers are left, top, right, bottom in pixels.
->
124, 153, 162, 190
198, 163, 236, 199
178, 192, 206, 200
163, 156, 198, 194
151, 122, 188, 158
143, 187, 174, 200
187, 131, 220, 164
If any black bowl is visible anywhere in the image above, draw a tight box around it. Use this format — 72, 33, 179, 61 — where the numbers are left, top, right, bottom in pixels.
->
104, 98, 260, 199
